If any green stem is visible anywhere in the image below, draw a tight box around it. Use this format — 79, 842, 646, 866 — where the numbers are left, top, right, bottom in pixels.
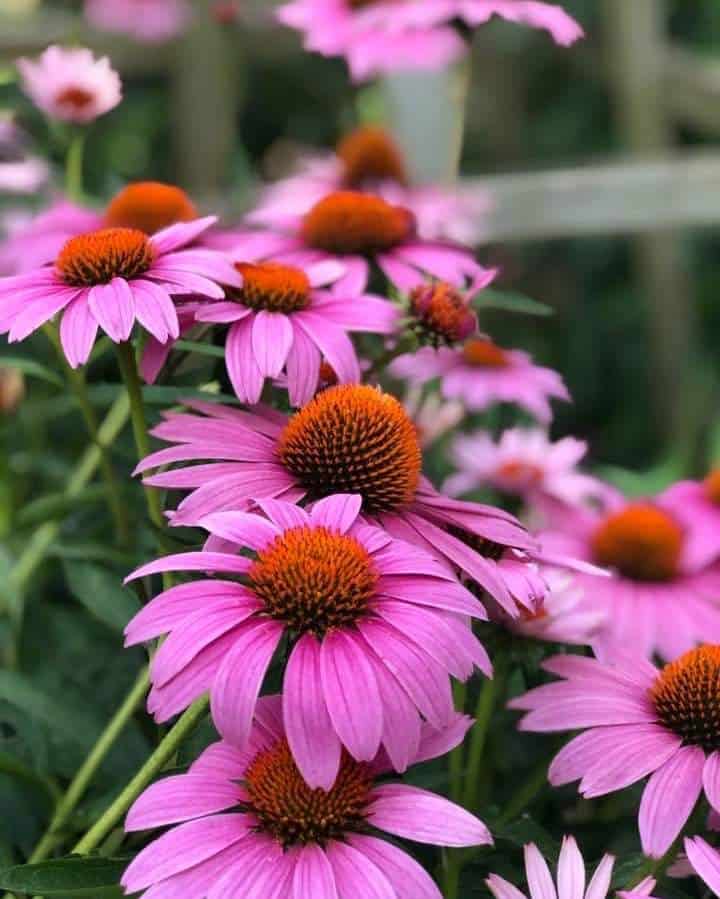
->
462, 659, 506, 812
72, 695, 209, 856
449, 681, 467, 802
43, 325, 129, 545
64, 132, 86, 203
115, 341, 163, 531
496, 756, 549, 827
26, 666, 150, 864
443, 851, 462, 899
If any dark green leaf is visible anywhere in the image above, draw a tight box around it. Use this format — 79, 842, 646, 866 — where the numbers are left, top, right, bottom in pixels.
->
18, 486, 116, 527
63, 562, 141, 632
475, 289, 553, 316
0, 356, 63, 387
174, 339, 227, 359
0, 856, 128, 895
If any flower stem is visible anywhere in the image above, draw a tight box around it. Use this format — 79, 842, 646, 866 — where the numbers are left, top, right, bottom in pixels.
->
43, 324, 129, 545
449, 681, 467, 802
72, 695, 209, 856
25, 666, 150, 864
65, 131, 86, 203
463, 658, 506, 812
115, 341, 164, 532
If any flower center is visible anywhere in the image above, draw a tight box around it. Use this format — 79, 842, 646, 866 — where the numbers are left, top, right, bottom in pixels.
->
55, 86, 94, 110
704, 469, 720, 506
591, 503, 683, 582
651, 646, 720, 751
278, 384, 422, 513
410, 282, 476, 346
336, 126, 407, 188
300, 191, 413, 256
56, 228, 155, 287
497, 460, 545, 488
245, 738, 372, 848
104, 182, 197, 235
232, 262, 311, 313
248, 525, 377, 636
461, 338, 509, 367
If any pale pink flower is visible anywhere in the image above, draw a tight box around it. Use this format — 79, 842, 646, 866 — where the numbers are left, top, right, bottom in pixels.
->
487, 836, 660, 899
0, 218, 240, 367
511, 645, 720, 858
391, 337, 570, 423
404, 386, 464, 448
17, 46, 121, 124
539, 494, 720, 660
445, 428, 610, 507
122, 696, 491, 898
85, 0, 191, 42
0, 119, 49, 194
684, 837, 720, 896
126, 495, 492, 784
659, 470, 720, 571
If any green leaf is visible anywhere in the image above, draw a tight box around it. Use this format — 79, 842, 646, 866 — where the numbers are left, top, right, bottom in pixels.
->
63, 561, 141, 633
141, 384, 240, 406
0, 673, 96, 750
475, 288, 553, 316
0, 356, 63, 387
18, 486, 114, 527
0, 856, 128, 896
174, 339, 227, 359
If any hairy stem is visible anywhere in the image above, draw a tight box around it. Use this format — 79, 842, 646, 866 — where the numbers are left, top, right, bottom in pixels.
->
64, 132, 86, 203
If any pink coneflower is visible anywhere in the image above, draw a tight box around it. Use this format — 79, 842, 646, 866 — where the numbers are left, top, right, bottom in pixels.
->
404, 385, 464, 448
249, 125, 490, 244
122, 696, 491, 898
233, 189, 488, 296
0, 217, 240, 368
277, 1, 583, 81
85, 0, 191, 42
683, 837, 720, 896
487, 836, 660, 899
193, 256, 398, 406
136, 384, 557, 616
391, 336, 570, 424
17, 46, 121, 125
660, 470, 720, 571
492, 569, 605, 647
126, 494, 492, 783
539, 494, 720, 660
445, 428, 610, 507
511, 645, 720, 858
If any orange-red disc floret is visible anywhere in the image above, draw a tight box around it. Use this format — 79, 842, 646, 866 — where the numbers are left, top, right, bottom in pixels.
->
337, 126, 407, 188
233, 262, 311, 314
56, 228, 155, 287
651, 645, 720, 750
497, 460, 545, 487
245, 738, 372, 847
300, 191, 413, 256
591, 503, 683, 582
104, 182, 198, 235
704, 469, 720, 506
278, 384, 422, 514
461, 338, 510, 368
248, 525, 377, 636
55, 86, 95, 110
410, 282, 477, 346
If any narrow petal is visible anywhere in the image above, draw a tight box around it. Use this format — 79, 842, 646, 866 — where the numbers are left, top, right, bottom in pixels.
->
285, 321, 321, 407
226, 316, 264, 404
310, 494, 362, 533
59, 297, 98, 368
295, 313, 360, 384
132, 279, 180, 341
487, 874, 530, 899
348, 835, 442, 899
125, 773, 241, 830
125, 552, 252, 581
284, 634, 341, 791
252, 310, 294, 377
88, 277, 135, 342
704, 752, 720, 813
198, 511, 280, 551
367, 784, 492, 847
684, 837, 720, 896
639, 746, 705, 858
326, 840, 396, 899
584, 855, 615, 899
524, 843, 558, 899
211, 619, 283, 749
557, 836, 585, 899
292, 844, 338, 899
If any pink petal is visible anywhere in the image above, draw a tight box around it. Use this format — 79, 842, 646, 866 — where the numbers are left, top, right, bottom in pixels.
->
125, 773, 241, 830
131, 279, 180, 341
704, 751, 720, 813
88, 277, 135, 342
326, 840, 396, 899
198, 511, 280, 551
292, 844, 338, 899
347, 835, 442, 899
59, 297, 98, 368
370, 652, 421, 774
295, 313, 360, 384
486, 874, 529, 899
310, 494, 362, 533
152, 216, 217, 254
321, 629, 383, 762
284, 634, 341, 791
684, 836, 720, 895
255, 497, 310, 531
125, 552, 252, 581
285, 322, 321, 406
226, 315, 264, 404
211, 618, 283, 749
525, 842, 557, 899
639, 745, 705, 858
557, 836, 585, 899
367, 784, 492, 847
252, 310, 294, 377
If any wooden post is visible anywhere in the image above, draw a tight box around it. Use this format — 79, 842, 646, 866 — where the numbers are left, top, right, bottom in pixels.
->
603, 0, 695, 446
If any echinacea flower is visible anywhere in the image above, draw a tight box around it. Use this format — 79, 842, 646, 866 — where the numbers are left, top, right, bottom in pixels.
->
121, 696, 491, 898
0, 217, 241, 368
511, 645, 720, 857
249, 125, 490, 244
277, 0, 583, 81
487, 835, 660, 899
126, 493, 493, 783
136, 384, 556, 616
492, 569, 605, 647
232, 189, 489, 296
103, 181, 198, 235
538, 495, 720, 660
403, 385, 464, 448
193, 256, 398, 406
391, 336, 570, 423
85, 0, 191, 42
17, 45, 121, 125
445, 428, 610, 508
683, 836, 720, 896
659, 470, 720, 571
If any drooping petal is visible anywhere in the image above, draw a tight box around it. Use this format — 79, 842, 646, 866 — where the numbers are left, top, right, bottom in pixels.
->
88, 277, 135, 342
347, 835, 442, 899
125, 773, 241, 830
684, 837, 720, 896
292, 844, 339, 899
59, 296, 99, 367
326, 840, 397, 899
226, 315, 264, 404
252, 310, 294, 377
